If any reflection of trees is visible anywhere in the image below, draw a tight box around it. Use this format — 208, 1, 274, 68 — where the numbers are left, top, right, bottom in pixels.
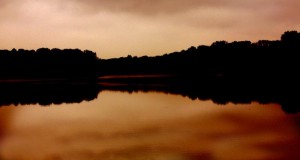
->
99, 80, 299, 114
0, 83, 100, 107
0, 80, 298, 114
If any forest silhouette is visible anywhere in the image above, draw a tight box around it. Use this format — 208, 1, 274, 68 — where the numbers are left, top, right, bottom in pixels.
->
1, 31, 299, 80
98, 31, 300, 81
0, 31, 299, 113
0, 48, 97, 79
97, 31, 300, 114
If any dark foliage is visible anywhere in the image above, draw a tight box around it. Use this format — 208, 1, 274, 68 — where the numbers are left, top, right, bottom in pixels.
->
0, 82, 99, 107
97, 30, 300, 114
0, 80, 298, 114
98, 75, 300, 114
0, 48, 97, 79
98, 31, 300, 85
0, 31, 299, 113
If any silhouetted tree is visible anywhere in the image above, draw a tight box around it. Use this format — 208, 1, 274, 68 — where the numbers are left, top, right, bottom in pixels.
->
0, 48, 97, 80
281, 31, 300, 47
211, 41, 228, 48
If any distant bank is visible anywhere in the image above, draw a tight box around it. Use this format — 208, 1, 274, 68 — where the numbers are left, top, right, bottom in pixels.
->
0, 30, 299, 81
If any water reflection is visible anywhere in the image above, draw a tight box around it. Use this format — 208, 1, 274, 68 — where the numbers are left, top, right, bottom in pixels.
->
0, 83, 98, 107
0, 91, 299, 160
0, 82, 298, 114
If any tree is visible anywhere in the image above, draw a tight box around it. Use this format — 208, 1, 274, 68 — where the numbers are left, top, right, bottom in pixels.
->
11, 48, 17, 54
211, 41, 228, 48
281, 31, 300, 47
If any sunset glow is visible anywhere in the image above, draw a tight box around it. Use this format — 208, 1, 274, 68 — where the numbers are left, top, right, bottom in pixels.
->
0, 0, 299, 58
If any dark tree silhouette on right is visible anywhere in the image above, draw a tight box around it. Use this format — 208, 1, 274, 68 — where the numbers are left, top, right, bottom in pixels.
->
0, 30, 300, 113
97, 30, 300, 114
281, 31, 300, 47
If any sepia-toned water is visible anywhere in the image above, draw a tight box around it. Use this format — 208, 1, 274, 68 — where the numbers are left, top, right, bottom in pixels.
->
0, 91, 299, 160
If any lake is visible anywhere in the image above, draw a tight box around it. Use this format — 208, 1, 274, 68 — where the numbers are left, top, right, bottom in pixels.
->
0, 89, 299, 160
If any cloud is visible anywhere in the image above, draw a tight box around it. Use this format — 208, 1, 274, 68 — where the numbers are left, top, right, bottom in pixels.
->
56, 0, 300, 21
55, 0, 300, 33
61, 0, 244, 15
0, 0, 10, 5
0, 0, 299, 58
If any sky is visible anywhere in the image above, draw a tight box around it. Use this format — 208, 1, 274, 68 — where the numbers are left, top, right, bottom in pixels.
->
0, 0, 299, 58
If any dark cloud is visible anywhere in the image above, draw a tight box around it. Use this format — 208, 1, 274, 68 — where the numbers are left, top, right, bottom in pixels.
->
0, 0, 8, 5
59, 0, 300, 19
56, 0, 300, 32
0, 0, 17, 6
267, 0, 300, 23
1, 0, 299, 58
0, 0, 19, 21
66, 0, 238, 15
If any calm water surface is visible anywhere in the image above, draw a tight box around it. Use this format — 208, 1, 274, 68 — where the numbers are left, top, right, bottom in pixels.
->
0, 91, 299, 160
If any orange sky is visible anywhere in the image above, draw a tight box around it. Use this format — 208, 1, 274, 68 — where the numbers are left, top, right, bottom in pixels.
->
0, 0, 299, 58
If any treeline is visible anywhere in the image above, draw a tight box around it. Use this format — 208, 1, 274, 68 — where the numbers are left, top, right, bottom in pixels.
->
97, 31, 300, 114
0, 48, 97, 79
1, 30, 299, 82
98, 31, 300, 85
